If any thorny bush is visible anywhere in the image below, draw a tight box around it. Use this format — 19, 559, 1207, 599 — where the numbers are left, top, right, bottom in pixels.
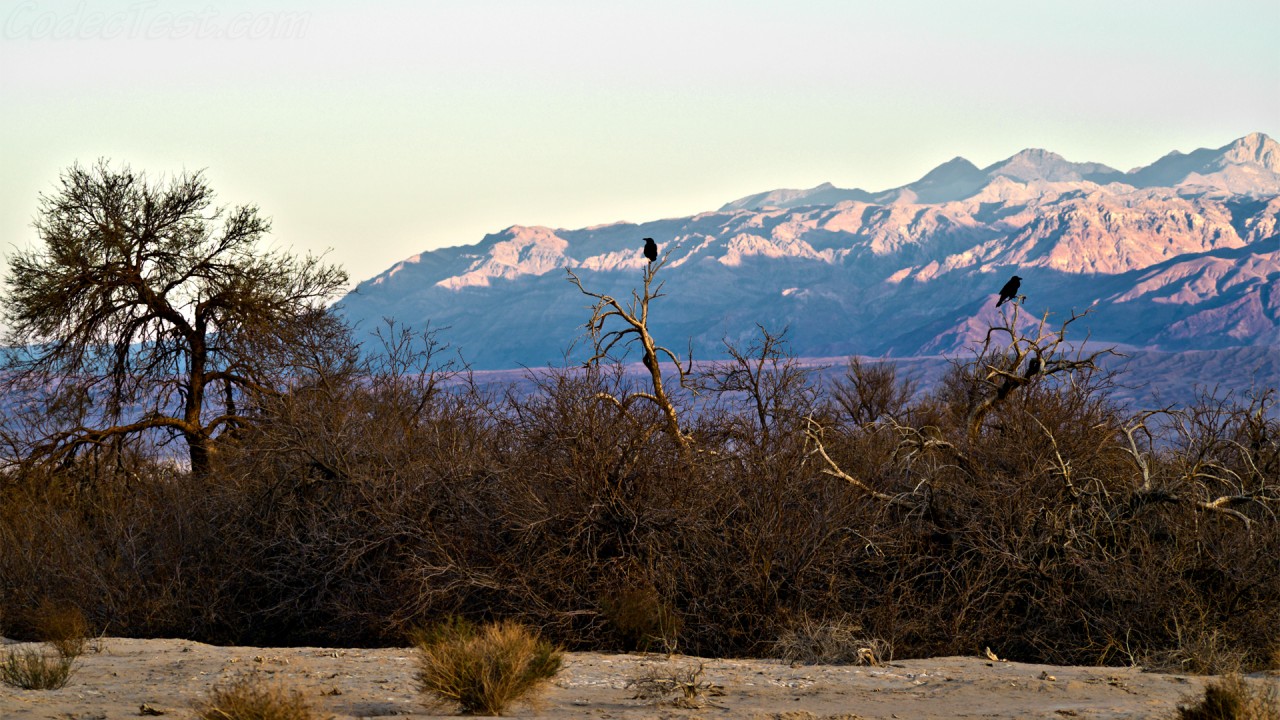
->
1, 320, 1277, 672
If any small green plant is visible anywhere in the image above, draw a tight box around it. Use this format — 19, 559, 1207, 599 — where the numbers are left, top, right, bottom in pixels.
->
0, 646, 75, 690
1174, 673, 1280, 719
194, 674, 315, 720
414, 618, 563, 716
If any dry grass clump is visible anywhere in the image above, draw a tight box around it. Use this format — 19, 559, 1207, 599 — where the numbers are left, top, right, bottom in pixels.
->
773, 616, 889, 666
414, 618, 563, 716
1174, 673, 1280, 719
0, 646, 76, 690
1147, 628, 1250, 676
0, 602, 87, 690
194, 674, 315, 720
626, 662, 724, 709
31, 600, 90, 660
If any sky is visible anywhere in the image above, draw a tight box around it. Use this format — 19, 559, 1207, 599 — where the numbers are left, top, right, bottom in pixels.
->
2, 0, 1278, 289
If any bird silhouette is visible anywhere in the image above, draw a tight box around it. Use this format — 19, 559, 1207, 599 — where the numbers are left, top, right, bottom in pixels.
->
1024, 356, 1042, 378
643, 237, 658, 263
995, 275, 1022, 307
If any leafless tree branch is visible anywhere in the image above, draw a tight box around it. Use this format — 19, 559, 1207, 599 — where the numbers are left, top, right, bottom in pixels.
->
566, 250, 693, 451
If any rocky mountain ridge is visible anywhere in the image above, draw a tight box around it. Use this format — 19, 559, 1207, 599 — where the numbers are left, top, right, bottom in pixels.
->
337, 133, 1280, 381
720, 132, 1280, 210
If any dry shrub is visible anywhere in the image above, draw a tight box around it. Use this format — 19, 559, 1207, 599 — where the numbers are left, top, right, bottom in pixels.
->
30, 599, 89, 660
0, 453, 227, 642
1174, 674, 1280, 720
627, 662, 722, 709
601, 586, 681, 654
0, 314, 1275, 674
831, 355, 916, 426
773, 616, 889, 666
1147, 626, 1250, 676
194, 674, 315, 720
0, 646, 75, 690
414, 618, 562, 715
0, 588, 87, 691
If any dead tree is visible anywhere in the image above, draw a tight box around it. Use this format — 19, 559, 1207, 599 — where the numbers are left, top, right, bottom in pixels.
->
960, 303, 1114, 442
806, 303, 1113, 505
696, 325, 815, 444
566, 251, 693, 451
1120, 393, 1280, 528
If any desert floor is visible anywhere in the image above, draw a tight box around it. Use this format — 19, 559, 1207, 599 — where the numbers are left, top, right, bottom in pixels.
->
1, 637, 1271, 719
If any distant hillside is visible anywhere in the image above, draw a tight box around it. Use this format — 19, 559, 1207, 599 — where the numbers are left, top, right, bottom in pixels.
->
337, 133, 1280, 400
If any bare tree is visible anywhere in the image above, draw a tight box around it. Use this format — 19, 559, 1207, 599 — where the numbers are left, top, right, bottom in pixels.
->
831, 356, 916, 427
806, 304, 1114, 506
566, 251, 693, 451
697, 325, 815, 443
958, 303, 1114, 442
1, 160, 349, 475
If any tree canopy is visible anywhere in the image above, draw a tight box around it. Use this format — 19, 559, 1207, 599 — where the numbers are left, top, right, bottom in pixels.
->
1, 160, 349, 474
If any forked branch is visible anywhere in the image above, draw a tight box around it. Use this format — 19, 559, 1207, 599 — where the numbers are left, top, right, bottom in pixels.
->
965, 304, 1115, 441
804, 417, 920, 508
1120, 410, 1280, 527
566, 251, 693, 450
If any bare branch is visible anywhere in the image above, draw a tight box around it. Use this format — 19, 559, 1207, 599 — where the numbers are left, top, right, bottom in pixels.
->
566, 248, 692, 451
805, 417, 920, 508
963, 304, 1116, 442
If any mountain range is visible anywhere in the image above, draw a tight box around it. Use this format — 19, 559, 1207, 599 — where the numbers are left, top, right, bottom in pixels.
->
336, 133, 1280, 399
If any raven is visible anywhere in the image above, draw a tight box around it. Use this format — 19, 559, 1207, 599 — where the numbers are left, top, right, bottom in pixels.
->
1024, 356, 1042, 378
995, 275, 1022, 307
643, 237, 658, 263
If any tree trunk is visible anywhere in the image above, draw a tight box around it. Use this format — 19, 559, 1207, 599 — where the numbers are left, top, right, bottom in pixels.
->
187, 431, 211, 476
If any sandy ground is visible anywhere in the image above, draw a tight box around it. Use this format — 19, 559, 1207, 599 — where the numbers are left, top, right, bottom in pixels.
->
0, 637, 1271, 719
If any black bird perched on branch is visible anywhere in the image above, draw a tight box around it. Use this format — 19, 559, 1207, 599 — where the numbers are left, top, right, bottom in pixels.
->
995, 275, 1022, 307
643, 237, 658, 263
1024, 356, 1042, 379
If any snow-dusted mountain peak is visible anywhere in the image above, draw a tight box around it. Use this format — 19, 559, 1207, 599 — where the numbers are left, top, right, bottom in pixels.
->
436, 226, 570, 290
338, 133, 1280, 371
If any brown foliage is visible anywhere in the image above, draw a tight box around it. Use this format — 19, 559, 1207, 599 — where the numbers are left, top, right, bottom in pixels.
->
1174, 674, 1280, 720
195, 675, 315, 720
414, 618, 562, 715
30, 600, 90, 659
0, 313, 1277, 672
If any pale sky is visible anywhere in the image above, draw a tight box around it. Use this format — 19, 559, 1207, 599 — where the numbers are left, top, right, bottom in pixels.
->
2, 0, 1278, 287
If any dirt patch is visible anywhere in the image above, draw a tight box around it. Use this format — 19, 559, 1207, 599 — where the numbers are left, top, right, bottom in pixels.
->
2, 637, 1271, 719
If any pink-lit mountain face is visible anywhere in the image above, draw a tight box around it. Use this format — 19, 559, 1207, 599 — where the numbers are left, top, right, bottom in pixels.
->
338, 134, 1280, 388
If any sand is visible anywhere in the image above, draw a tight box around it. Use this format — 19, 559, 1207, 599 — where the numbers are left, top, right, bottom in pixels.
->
0, 636, 1269, 719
